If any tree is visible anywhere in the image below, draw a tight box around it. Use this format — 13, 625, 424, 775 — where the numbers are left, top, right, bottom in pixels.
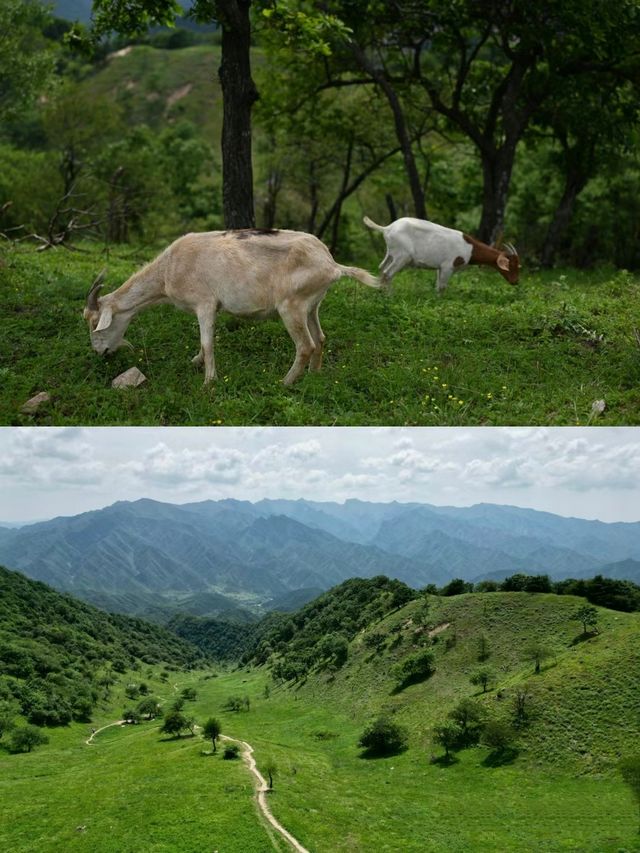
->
620, 755, 640, 834
137, 697, 162, 720
432, 720, 462, 761
9, 724, 49, 753
180, 687, 197, 701
203, 717, 222, 753
393, 649, 436, 689
448, 698, 485, 743
358, 717, 408, 757
161, 710, 194, 738
573, 605, 599, 636
524, 641, 553, 675
0, 1, 57, 123
264, 758, 277, 789
477, 633, 491, 661
481, 718, 516, 755
470, 666, 496, 694
441, 579, 473, 597
92, 0, 258, 227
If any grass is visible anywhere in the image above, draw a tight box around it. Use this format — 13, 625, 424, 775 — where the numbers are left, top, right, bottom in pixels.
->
1, 595, 639, 851
2, 243, 639, 425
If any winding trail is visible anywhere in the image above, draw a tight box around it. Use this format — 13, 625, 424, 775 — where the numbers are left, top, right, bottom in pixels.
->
219, 735, 310, 853
85, 719, 309, 852
85, 720, 125, 745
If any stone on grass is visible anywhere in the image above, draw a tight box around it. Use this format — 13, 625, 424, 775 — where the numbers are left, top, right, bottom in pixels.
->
20, 391, 50, 414
112, 367, 147, 389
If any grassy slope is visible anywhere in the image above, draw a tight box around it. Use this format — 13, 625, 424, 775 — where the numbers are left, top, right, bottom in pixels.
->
2, 594, 638, 852
2, 246, 640, 425
0, 669, 283, 853
81, 45, 223, 143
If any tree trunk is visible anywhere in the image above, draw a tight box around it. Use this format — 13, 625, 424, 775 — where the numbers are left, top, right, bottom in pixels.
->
478, 144, 517, 245
541, 171, 587, 268
349, 43, 426, 219
218, 0, 258, 228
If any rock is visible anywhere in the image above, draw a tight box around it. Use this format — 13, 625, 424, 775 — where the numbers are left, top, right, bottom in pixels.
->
20, 391, 50, 414
112, 367, 147, 389
591, 399, 606, 416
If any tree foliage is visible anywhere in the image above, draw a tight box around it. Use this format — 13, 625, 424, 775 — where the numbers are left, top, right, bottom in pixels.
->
358, 716, 408, 757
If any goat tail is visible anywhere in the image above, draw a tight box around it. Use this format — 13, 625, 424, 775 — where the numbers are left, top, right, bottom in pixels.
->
363, 215, 386, 232
336, 264, 384, 289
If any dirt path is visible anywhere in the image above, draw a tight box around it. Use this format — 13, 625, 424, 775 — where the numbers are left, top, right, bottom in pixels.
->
428, 621, 451, 638
85, 718, 308, 852
85, 720, 125, 745
219, 735, 310, 853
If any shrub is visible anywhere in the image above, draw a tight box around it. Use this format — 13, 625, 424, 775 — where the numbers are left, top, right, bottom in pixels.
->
358, 717, 408, 757
223, 744, 240, 760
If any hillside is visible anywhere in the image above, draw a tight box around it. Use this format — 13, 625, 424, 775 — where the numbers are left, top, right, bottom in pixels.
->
0, 565, 204, 727
256, 588, 640, 773
1, 498, 640, 620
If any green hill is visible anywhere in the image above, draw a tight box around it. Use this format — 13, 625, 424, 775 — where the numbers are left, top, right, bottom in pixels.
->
0, 565, 205, 727
256, 587, 640, 774
79, 44, 224, 142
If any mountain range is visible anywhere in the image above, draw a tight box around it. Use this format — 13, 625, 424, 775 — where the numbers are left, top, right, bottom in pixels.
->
1, 498, 639, 619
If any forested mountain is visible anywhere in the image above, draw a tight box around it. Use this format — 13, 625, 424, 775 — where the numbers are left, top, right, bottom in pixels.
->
1, 499, 640, 621
0, 565, 204, 727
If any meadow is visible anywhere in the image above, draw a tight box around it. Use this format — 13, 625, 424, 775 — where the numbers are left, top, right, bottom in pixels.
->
1, 593, 639, 852
2, 244, 639, 426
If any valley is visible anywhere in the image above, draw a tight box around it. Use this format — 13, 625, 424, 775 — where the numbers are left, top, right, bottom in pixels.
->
1, 566, 639, 852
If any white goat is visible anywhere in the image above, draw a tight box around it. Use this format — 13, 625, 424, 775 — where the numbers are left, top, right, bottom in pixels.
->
83, 229, 382, 386
363, 216, 520, 291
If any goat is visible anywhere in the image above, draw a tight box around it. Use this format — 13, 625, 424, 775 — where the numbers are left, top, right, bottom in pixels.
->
83, 229, 382, 386
363, 215, 520, 291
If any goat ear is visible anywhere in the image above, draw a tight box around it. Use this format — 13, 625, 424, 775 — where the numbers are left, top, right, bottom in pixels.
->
496, 254, 510, 271
95, 306, 113, 332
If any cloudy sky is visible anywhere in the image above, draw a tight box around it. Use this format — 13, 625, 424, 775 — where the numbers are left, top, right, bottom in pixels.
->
1, 426, 639, 525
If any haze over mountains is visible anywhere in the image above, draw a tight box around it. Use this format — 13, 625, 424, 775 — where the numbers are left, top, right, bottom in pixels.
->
1, 498, 639, 619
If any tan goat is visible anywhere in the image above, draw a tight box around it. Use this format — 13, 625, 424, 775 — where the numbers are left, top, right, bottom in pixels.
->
83, 229, 382, 385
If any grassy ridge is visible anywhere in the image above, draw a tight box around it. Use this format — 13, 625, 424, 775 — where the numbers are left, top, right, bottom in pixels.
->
2, 245, 640, 425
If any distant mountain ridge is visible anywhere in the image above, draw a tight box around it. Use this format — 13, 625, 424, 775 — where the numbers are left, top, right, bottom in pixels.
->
0, 497, 639, 619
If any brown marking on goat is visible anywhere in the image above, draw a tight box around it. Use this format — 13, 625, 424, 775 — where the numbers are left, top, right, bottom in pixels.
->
453, 255, 466, 268
463, 233, 520, 284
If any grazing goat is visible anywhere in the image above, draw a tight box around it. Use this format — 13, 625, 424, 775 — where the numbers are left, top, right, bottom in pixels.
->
363, 216, 520, 291
83, 229, 382, 386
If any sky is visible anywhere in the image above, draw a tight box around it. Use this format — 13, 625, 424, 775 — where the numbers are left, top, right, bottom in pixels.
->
1, 426, 639, 525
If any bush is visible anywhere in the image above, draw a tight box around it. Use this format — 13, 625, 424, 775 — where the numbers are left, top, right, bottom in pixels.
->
393, 649, 436, 688
223, 744, 240, 760
358, 717, 408, 757
9, 724, 49, 753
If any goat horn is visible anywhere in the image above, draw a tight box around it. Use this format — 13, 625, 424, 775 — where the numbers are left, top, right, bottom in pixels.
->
86, 269, 106, 309
505, 242, 518, 256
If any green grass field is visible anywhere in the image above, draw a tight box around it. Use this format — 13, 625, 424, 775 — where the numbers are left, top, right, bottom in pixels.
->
1, 244, 640, 425
2, 595, 639, 851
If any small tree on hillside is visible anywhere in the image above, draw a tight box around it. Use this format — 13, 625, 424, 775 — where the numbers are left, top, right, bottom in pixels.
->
470, 666, 497, 694
358, 717, 409, 757
392, 649, 436, 689
203, 717, 222, 753
161, 710, 193, 738
512, 686, 531, 728
524, 641, 553, 674
573, 605, 599, 635
481, 718, 517, 755
477, 633, 491, 661
433, 720, 462, 761
264, 758, 277, 790
9, 725, 49, 753
137, 697, 162, 720
448, 699, 486, 743
620, 755, 640, 833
